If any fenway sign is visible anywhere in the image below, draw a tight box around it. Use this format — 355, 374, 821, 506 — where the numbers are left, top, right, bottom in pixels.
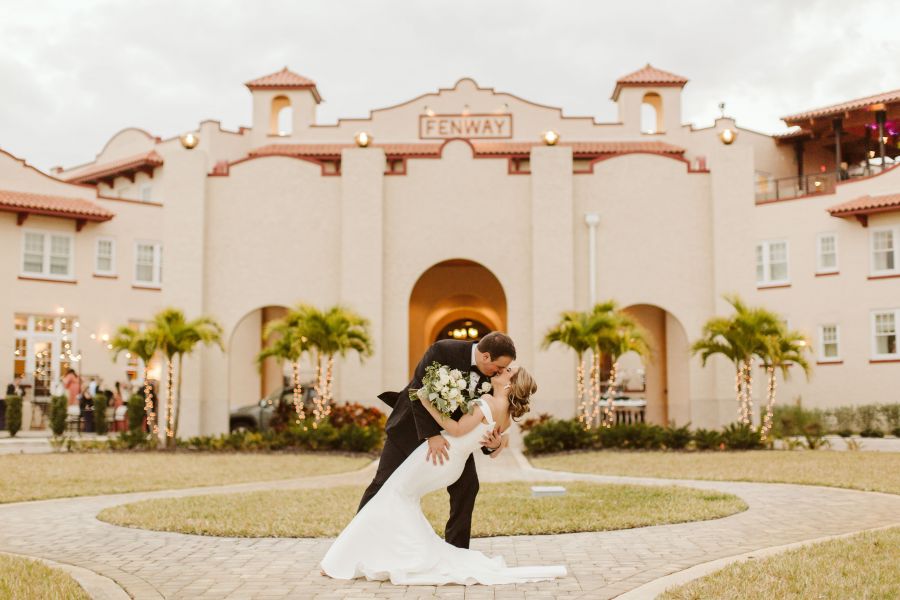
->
419, 114, 513, 139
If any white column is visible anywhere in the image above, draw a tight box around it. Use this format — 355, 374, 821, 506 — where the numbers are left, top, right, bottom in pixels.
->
585, 212, 600, 307
530, 145, 576, 418
339, 147, 386, 403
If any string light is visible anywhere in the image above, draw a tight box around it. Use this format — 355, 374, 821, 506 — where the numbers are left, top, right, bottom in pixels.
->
575, 359, 588, 429
760, 365, 777, 440
603, 362, 619, 428
291, 360, 307, 429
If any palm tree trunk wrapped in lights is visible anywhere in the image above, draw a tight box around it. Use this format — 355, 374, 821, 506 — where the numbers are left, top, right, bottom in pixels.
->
149, 308, 224, 447
693, 294, 797, 427
110, 326, 160, 440
542, 311, 600, 430
258, 310, 312, 428
759, 330, 812, 440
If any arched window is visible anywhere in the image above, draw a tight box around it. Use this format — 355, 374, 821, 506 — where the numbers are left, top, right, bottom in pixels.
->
641, 92, 664, 134
269, 95, 292, 136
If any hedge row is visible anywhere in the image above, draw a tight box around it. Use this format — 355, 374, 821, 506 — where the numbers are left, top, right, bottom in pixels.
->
523, 419, 763, 455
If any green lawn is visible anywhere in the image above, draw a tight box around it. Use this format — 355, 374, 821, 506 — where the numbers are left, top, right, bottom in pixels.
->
0, 554, 89, 600
660, 526, 900, 600
97, 481, 746, 538
0, 453, 371, 504
532, 450, 900, 495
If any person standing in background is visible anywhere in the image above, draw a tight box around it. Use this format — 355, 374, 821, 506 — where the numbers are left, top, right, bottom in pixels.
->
63, 369, 80, 417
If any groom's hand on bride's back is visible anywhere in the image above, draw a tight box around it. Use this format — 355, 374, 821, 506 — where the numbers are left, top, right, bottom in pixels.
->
426, 435, 450, 465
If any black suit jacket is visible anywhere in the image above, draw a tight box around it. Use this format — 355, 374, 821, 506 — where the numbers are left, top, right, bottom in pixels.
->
382, 339, 486, 456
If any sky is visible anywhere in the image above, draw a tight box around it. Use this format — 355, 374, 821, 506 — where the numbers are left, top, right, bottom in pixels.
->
1, 0, 898, 172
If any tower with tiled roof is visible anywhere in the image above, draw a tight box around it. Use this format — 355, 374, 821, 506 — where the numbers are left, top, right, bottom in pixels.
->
612, 64, 688, 137
245, 67, 322, 147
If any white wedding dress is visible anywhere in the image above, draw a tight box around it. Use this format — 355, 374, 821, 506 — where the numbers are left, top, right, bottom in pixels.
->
320, 398, 567, 585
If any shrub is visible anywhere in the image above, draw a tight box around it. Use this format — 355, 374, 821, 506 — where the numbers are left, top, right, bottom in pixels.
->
803, 422, 829, 450
49, 395, 67, 437
692, 428, 724, 451
721, 423, 763, 450
837, 429, 854, 438
892, 427, 900, 438
523, 419, 592, 455
5, 395, 22, 437
881, 404, 900, 431
828, 406, 858, 434
661, 423, 692, 450
337, 424, 384, 452
856, 405, 882, 432
772, 403, 825, 438
93, 394, 108, 436
329, 402, 386, 429
519, 413, 553, 432
860, 427, 884, 438
620, 423, 665, 450
126, 394, 144, 432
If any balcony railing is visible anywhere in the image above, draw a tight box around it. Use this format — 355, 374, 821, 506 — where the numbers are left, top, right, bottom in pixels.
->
756, 160, 899, 203
755, 173, 836, 202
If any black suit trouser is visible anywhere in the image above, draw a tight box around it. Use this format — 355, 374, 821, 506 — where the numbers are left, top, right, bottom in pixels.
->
357, 435, 480, 549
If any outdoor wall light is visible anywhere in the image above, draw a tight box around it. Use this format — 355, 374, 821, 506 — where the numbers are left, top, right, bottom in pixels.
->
354, 132, 372, 147
180, 133, 199, 149
719, 128, 736, 145
543, 130, 560, 146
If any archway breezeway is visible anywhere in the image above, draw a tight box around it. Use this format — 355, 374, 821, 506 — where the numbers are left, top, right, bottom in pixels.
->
408, 259, 507, 377
619, 304, 691, 426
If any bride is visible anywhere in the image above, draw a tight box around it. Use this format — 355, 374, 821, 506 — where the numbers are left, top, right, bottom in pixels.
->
320, 364, 567, 585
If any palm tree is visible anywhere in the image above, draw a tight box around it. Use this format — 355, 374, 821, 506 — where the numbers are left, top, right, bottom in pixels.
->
542, 311, 598, 428
759, 328, 812, 440
257, 309, 312, 426
148, 308, 224, 445
294, 304, 373, 425
109, 325, 159, 439
692, 294, 782, 425
593, 305, 651, 427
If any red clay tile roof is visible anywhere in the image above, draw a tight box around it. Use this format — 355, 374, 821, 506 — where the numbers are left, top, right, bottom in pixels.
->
64, 151, 164, 186
783, 89, 900, 123
0, 189, 114, 221
245, 67, 322, 103
828, 192, 900, 218
250, 140, 685, 160
612, 64, 688, 100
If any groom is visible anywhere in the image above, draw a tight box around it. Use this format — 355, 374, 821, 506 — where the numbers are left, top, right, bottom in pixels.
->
358, 331, 516, 549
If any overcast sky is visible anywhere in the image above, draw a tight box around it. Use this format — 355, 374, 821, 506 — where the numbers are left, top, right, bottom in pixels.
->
2, 0, 897, 171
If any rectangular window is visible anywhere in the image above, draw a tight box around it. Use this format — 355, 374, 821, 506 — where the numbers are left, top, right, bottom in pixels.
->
95, 238, 116, 275
871, 228, 898, 274
818, 324, 840, 361
816, 233, 838, 273
872, 310, 898, 358
756, 240, 790, 285
140, 186, 152, 201
21, 230, 73, 279
23, 232, 44, 273
134, 241, 162, 286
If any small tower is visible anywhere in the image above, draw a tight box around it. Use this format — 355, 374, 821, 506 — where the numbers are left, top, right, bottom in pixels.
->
245, 67, 322, 146
611, 64, 688, 136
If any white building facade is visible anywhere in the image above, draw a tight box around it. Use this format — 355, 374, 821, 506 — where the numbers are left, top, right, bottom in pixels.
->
2, 65, 898, 436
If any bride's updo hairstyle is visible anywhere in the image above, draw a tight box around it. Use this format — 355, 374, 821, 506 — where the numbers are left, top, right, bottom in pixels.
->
507, 367, 537, 421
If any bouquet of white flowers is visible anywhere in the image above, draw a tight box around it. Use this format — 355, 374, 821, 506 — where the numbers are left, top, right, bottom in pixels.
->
410, 362, 477, 417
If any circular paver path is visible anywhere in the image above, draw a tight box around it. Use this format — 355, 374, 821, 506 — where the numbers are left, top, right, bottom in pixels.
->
2, 449, 899, 599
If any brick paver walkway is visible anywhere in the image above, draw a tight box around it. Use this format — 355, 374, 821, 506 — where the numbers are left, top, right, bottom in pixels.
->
2, 449, 899, 599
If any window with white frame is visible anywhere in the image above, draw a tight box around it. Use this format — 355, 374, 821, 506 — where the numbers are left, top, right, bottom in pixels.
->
21, 230, 73, 279
816, 233, 838, 273
818, 324, 840, 361
871, 227, 898, 274
95, 238, 116, 275
756, 240, 789, 285
872, 310, 898, 358
134, 241, 162, 286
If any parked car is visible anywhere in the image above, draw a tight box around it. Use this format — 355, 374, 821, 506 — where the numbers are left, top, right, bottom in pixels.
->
229, 383, 318, 433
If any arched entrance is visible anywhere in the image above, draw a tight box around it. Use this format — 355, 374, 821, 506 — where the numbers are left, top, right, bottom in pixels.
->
618, 304, 691, 426
408, 259, 507, 376
227, 305, 298, 410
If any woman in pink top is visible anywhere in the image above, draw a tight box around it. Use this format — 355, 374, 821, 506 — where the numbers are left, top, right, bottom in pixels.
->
63, 369, 81, 416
